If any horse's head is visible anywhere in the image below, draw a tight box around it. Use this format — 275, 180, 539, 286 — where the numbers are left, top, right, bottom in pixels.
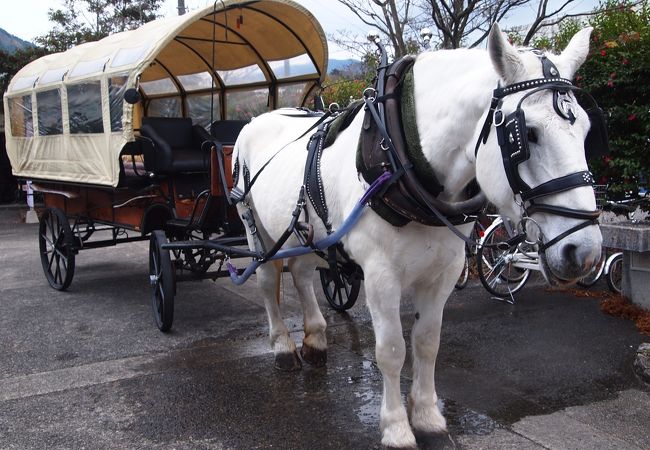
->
476, 24, 603, 284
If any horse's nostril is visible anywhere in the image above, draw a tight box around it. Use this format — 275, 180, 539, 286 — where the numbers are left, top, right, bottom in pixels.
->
561, 243, 593, 272
562, 244, 582, 268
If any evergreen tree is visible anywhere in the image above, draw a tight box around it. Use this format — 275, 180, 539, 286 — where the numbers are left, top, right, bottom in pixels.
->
36, 0, 162, 52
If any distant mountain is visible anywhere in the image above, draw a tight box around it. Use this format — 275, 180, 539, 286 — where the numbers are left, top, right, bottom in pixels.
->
0, 28, 33, 53
328, 58, 361, 74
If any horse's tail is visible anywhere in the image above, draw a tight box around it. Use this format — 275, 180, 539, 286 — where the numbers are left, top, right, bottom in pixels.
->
272, 259, 283, 305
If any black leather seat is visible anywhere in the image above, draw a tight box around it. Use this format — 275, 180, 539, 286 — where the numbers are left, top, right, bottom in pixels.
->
140, 117, 212, 174
210, 120, 248, 145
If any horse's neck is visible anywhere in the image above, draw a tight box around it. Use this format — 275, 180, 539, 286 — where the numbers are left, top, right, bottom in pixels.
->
412, 49, 497, 199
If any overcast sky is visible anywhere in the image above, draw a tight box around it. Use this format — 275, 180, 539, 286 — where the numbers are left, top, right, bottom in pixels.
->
1, 0, 600, 58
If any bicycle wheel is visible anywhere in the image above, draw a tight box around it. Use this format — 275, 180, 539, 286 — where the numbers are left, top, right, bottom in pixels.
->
455, 254, 469, 290
577, 249, 606, 287
477, 221, 530, 297
606, 253, 623, 294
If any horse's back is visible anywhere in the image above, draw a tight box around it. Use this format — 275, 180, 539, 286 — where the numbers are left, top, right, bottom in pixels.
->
235, 109, 321, 168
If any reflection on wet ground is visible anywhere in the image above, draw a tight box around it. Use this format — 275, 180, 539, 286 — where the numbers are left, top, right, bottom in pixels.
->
1, 209, 648, 449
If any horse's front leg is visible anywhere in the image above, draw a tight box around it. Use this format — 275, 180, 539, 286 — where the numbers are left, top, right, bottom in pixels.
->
288, 256, 327, 366
364, 264, 416, 448
407, 263, 460, 444
257, 261, 302, 371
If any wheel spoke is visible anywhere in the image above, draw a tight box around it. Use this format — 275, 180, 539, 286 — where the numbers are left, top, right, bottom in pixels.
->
54, 254, 62, 284
152, 251, 160, 276
41, 232, 55, 249
48, 250, 56, 273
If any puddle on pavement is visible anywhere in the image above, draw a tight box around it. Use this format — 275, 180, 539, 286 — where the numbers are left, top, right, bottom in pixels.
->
439, 398, 499, 435
346, 359, 499, 436
351, 360, 382, 427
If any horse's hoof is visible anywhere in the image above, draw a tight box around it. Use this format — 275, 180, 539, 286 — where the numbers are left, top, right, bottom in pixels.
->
300, 343, 327, 367
413, 430, 456, 450
274, 351, 302, 371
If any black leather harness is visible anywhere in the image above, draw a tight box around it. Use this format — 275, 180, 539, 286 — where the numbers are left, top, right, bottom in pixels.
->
474, 53, 609, 251
232, 46, 608, 261
355, 48, 608, 252
356, 57, 486, 227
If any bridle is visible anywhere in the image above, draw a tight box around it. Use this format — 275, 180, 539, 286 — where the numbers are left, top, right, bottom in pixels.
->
474, 53, 608, 252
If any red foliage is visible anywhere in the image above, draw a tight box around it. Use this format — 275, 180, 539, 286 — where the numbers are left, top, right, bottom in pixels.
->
600, 295, 650, 335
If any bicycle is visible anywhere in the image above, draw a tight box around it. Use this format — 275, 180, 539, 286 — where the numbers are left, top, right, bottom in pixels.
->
454, 212, 497, 290
475, 217, 536, 300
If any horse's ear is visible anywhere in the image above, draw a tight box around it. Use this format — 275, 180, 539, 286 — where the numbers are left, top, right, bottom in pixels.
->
488, 23, 527, 85
555, 27, 593, 79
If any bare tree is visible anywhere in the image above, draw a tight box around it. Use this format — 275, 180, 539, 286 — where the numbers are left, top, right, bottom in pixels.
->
520, 0, 583, 44
421, 0, 531, 49
334, 0, 609, 57
519, 0, 644, 45
334, 0, 422, 58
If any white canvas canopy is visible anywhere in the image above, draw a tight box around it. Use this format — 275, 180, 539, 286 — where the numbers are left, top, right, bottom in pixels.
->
3, 0, 328, 187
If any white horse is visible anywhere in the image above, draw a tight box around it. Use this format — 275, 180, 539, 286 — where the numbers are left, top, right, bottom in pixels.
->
232, 24, 602, 448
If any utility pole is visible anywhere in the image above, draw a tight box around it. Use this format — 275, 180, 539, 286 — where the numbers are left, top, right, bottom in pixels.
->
178, 0, 186, 15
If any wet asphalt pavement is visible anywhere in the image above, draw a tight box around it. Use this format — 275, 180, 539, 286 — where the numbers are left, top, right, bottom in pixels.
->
1, 205, 649, 449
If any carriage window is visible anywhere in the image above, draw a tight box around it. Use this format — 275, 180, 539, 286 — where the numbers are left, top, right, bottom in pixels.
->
226, 88, 268, 120
186, 93, 221, 130
277, 83, 309, 108
140, 78, 178, 96
67, 82, 104, 134
111, 44, 150, 68
217, 64, 266, 86
148, 97, 181, 118
109, 75, 128, 132
8, 95, 34, 137
9, 76, 38, 92
268, 54, 317, 79
178, 72, 214, 91
36, 89, 63, 135
39, 68, 67, 85
69, 58, 109, 78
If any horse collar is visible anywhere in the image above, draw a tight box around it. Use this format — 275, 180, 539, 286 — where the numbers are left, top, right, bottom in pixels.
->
357, 56, 486, 227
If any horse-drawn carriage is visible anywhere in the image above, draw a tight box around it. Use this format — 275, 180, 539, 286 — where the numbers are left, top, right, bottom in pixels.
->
3, 0, 359, 332
6, 0, 609, 444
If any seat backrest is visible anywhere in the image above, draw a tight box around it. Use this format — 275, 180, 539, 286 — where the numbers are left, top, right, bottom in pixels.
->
142, 117, 193, 148
210, 120, 248, 145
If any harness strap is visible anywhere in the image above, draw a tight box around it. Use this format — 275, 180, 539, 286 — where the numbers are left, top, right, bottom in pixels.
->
232, 110, 334, 202
538, 218, 599, 252
304, 120, 332, 232
521, 171, 595, 202
526, 203, 601, 220
494, 77, 572, 97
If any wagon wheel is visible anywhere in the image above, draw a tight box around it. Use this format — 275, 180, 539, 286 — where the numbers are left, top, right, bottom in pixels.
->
149, 230, 175, 332
168, 229, 212, 274
38, 208, 76, 291
76, 218, 96, 242
319, 262, 362, 311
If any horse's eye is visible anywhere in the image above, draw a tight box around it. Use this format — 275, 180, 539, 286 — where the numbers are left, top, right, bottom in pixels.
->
527, 128, 539, 144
